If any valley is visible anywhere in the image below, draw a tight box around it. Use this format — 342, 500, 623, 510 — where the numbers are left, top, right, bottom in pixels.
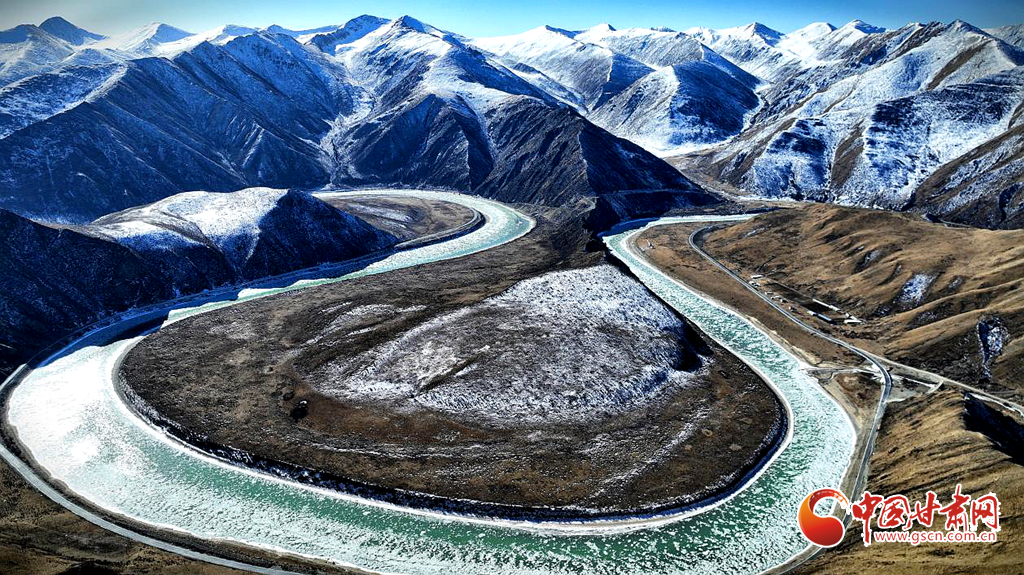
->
632, 206, 1024, 573
1, 192, 855, 575
0, 6, 1022, 575
697, 205, 1024, 401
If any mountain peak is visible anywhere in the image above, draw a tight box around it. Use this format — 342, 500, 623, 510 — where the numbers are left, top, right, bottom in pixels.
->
39, 16, 105, 45
217, 24, 257, 35
39, 16, 72, 26
263, 24, 289, 34
139, 22, 193, 43
389, 15, 457, 43
747, 22, 779, 35
307, 15, 388, 53
785, 21, 836, 42
948, 19, 985, 36
0, 24, 43, 44
843, 19, 885, 34
591, 23, 616, 33
801, 21, 836, 33
395, 15, 429, 32
538, 24, 576, 37
711, 21, 783, 44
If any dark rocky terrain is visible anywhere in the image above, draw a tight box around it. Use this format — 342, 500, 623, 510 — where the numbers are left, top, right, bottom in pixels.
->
0, 188, 397, 378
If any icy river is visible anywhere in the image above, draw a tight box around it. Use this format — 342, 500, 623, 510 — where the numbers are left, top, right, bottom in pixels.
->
2, 195, 854, 575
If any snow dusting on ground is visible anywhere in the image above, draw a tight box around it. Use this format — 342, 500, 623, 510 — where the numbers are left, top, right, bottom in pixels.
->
316, 265, 702, 424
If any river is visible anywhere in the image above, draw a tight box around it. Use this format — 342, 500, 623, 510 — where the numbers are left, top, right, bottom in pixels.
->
2, 198, 854, 575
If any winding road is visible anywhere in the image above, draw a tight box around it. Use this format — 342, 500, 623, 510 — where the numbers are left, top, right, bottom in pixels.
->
688, 225, 891, 497
2, 197, 857, 575
684, 224, 890, 572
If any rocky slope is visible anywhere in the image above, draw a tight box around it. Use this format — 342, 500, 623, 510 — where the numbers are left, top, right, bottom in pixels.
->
4, 14, 1024, 227
676, 20, 1024, 228
986, 24, 1024, 49
701, 204, 1024, 396
0, 188, 397, 377
0, 15, 702, 223
0, 32, 360, 221
797, 390, 1024, 574
0, 24, 77, 85
321, 17, 698, 207
87, 188, 395, 283
471, 24, 760, 155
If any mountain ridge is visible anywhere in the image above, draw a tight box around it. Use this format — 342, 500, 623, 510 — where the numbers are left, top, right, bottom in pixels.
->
1, 14, 1023, 227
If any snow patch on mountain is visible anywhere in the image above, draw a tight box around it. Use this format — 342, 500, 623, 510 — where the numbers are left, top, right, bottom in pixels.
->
0, 24, 74, 85
473, 24, 654, 110
896, 273, 936, 309
89, 22, 193, 56
307, 15, 389, 56
263, 24, 343, 44
92, 188, 284, 260
776, 22, 835, 65
88, 187, 397, 277
985, 24, 1024, 49
977, 317, 1009, 377
0, 63, 126, 138
156, 24, 256, 53
591, 61, 759, 155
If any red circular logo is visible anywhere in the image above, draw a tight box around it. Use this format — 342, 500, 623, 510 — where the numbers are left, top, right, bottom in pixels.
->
798, 488, 849, 547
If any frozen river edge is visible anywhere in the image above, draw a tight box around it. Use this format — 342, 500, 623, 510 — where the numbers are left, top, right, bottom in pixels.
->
1, 197, 854, 575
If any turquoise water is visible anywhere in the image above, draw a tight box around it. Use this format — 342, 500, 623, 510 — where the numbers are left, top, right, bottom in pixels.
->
7, 207, 854, 575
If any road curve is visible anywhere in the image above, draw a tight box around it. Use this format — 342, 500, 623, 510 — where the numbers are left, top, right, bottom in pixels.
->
687, 226, 891, 496
679, 220, 1024, 569
682, 224, 890, 573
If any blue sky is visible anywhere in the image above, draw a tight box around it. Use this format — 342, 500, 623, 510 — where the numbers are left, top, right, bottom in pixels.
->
2, 0, 1022, 37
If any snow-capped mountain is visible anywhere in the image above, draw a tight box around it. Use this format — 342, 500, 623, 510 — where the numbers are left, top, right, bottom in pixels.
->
0, 30, 357, 220
307, 15, 389, 54
0, 24, 76, 85
470, 24, 760, 155
322, 16, 697, 205
688, 20, 1024, 226
686, 22, 793, 81
0, 188, 398, 376
0, 19, 341, 82
39, 16, 106, 46
0, 14, 700, 221
986, 24, 1024, 49
1, 13, 1022, 227
88, 187, 398, 281
88, 22, 193, 55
